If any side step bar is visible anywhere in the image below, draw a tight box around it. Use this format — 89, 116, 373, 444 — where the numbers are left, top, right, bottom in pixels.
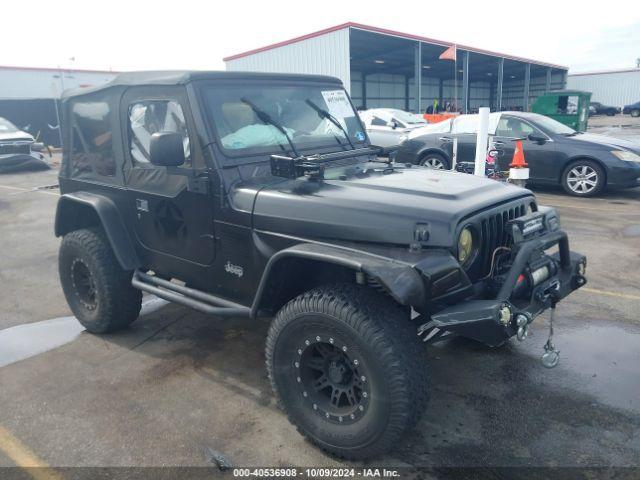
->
132, 270, 251, 317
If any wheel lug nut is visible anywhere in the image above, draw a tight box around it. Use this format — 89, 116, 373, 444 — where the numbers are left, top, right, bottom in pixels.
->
342, 346, 347, 352
297, 349, 302, 355
303, 391, 308, 397
305, 340, 310, 346
329, 338, 334, 344
294, 362, 299, 368
361, 375, 366, 382
362, 392, 368, 398
350, 414, 355, 419
313, 404, 318, 410
325, 412, 330, 418
359, 405, 364, 411
296, 376, 301, 383
316, 336, 321, 341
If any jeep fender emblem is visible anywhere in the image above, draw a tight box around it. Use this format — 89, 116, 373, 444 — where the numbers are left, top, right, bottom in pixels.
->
224, 261, 243, 278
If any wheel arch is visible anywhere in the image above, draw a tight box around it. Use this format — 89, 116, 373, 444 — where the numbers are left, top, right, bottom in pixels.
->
55, 192, 141, 270
560, 155, 608, 186
251, 243, 426, 318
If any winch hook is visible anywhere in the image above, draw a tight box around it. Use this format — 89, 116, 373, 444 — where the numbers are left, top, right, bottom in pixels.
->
541, 295, 560, 368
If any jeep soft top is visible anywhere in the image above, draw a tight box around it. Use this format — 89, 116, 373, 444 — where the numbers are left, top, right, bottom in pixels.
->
55, 71, 586, 459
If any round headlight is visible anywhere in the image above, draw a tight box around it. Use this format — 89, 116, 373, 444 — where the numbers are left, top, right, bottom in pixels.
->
458, 227, 474, 265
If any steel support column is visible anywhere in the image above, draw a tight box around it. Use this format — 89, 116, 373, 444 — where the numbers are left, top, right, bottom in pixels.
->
545, 68, 552, 93
362, 72, 367, 109
405, 76, 410, 111
497, 58, 504, 111
414, 42, 422, 113
438, 78, 443, 107
462, 51, 470, 113
524, 63, 531, 111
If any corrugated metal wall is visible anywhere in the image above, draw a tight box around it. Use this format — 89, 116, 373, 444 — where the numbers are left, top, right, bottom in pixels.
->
567, 70, 640, 107
0, 68, 116, 99
225, 28, 351, 91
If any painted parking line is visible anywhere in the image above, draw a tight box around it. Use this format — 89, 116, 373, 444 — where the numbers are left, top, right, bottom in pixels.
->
581, 287, 640, 302
0, 425, 63, 480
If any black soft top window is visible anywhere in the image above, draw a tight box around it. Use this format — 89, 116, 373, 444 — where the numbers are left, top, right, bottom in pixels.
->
201, 83, 366, 159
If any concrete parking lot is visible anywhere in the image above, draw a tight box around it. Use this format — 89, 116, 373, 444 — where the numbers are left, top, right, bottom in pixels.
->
0, 147, 639, 476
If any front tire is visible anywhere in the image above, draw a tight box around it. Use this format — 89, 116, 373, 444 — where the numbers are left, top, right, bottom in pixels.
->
266, 284, 427, 459
561, 160, 605, 197
59, 228, 142, 333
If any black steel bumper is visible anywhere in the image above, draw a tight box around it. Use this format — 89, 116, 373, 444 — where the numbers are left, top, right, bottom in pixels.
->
430, 229, 586, 346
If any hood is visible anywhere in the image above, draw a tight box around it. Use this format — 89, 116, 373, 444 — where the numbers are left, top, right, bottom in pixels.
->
0, 131, 34, 143
565, 132, 640, 153
250, 165, 533, 247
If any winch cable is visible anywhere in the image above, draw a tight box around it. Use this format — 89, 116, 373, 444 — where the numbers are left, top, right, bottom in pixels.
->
541, 295, 561, 368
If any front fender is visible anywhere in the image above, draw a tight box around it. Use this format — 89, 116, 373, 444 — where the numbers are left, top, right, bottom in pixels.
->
55, 192, 140, 270
250, 243, 426, 317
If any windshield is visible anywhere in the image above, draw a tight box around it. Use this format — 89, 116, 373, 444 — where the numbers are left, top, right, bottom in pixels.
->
387, 109, 427, 125
529, 113, 576, 135
0, 118, 19, 133
202, 84, 366, 156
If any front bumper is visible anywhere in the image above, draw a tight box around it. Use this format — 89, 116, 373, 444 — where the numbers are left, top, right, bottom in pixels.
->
430, 229, 586, 346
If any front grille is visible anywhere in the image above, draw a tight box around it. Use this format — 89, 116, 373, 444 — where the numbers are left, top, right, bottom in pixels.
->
0, 142, 31, 155
466, 202, 527, 281
479, 203, 526, 275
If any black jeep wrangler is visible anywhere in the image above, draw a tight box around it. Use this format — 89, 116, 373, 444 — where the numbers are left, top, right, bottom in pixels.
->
55, 71, 586, 459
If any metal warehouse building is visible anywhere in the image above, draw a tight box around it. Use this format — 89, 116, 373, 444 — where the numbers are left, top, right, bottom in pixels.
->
224, 22, 568, 114
567, 68, 640, 108
0, 66, 117, 146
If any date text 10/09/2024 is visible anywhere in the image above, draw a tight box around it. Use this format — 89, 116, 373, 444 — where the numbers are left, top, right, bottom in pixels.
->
232, 468, 401, 477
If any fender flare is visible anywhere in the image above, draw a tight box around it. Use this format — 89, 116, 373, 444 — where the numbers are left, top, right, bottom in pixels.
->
250, 242, 426, 318
55, 192, 141, 270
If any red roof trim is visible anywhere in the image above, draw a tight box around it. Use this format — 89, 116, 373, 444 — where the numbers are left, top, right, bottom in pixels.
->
0, 65, 119, 74
569, 67, 640, 77
223, 22, 568, 70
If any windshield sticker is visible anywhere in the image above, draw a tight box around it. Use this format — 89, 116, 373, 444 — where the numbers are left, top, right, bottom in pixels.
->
321, 90, 355, 118
355, 131, 365, 142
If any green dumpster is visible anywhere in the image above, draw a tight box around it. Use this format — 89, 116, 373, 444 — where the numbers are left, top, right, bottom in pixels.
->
531, 90, 592, 131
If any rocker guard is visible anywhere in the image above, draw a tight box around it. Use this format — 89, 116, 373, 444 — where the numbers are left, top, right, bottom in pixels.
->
430, 230, 586, 346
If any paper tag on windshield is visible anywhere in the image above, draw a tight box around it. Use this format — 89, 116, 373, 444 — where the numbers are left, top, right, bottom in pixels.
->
321, 90, 355, 118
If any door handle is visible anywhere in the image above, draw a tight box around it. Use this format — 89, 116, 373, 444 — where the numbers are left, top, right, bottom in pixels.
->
439, 137, 453, 142
136, 199, 149, 212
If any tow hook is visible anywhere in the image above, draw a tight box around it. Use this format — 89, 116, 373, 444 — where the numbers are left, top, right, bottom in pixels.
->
515, 313, 530, 341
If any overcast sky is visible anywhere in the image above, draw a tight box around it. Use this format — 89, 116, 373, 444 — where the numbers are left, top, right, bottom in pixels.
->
4, 0, 639, 73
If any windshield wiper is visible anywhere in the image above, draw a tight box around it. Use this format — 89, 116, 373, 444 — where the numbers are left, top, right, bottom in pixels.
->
305, 99, 356, 150
240, 97, 300, 157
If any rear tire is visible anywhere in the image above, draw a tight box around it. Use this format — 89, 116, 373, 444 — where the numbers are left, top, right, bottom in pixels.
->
266, 284, 427, 460
59, 228, 142, 333
561, 159, 605, 197
631, 109, 640, 118
420, 152, 449, 170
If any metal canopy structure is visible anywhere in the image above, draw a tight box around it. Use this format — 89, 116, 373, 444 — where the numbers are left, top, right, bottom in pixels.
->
224, 22, 568, 114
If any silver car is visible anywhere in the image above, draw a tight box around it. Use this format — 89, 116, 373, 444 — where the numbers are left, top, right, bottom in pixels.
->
359, 108, 429, 147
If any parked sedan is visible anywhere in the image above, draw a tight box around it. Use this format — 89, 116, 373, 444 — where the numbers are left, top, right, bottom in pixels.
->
622, 101, 640, 117
396, 112, 640, 197
0, 118, 49, 173
590, 102, 620, 116
359, 108, 429, 147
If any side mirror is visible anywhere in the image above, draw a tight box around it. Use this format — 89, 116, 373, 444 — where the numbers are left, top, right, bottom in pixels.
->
149, 132, 185, 167
386, 121, 398, 130
528, 133, 547, 144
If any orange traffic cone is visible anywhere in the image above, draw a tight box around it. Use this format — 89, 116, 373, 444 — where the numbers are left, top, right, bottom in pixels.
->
510, 139, 528, 168
509, 139, 529, 187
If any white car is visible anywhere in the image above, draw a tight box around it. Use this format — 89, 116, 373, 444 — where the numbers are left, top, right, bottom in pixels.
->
359, 108, 429, 147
